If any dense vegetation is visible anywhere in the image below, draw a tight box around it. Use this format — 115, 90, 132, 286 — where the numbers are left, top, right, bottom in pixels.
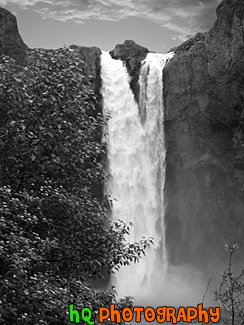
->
0, 48, 152, 324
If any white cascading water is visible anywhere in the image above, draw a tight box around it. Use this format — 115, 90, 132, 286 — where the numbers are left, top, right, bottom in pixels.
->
101, 51, 174, 302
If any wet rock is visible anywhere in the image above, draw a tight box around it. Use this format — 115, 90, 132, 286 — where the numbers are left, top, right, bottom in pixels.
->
110, 40, 149, 102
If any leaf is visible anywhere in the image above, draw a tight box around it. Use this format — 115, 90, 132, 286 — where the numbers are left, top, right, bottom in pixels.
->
31, 154, 36, 161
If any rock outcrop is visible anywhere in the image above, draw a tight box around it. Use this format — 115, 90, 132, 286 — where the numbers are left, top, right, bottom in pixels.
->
69, 45, 103, 117
69, 45, 102, 94
164, 0, 244, 272
68, 45, 103, 199
0, 6, 27, 64
110, 40, 149, 102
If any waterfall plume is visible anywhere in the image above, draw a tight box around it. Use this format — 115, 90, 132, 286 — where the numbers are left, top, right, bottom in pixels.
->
101, 51, 207, 306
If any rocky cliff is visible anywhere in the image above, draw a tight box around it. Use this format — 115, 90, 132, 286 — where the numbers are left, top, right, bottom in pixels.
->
0, 7, 27, 64
164, 0, 244, 272
69, 45, 102, 95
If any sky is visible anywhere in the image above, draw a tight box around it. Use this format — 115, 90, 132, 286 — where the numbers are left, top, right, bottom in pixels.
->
1, 0, 222, 53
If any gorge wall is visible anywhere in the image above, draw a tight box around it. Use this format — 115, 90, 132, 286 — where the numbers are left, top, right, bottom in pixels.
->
1, 0, 244, 277
164, 0, 244, 272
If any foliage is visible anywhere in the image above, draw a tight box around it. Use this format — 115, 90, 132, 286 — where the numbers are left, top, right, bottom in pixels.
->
215, 244, 244, 325
0, 49, 152, 324
0, 49, 103, 192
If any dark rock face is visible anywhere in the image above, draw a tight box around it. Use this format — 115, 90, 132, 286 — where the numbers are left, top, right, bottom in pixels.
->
110, 40, 149, 102
69, 45, 102, 94
164, 0, 244, 272
0, 6, 27, 64
69, 45, 103, 116
68, 46, 103, 200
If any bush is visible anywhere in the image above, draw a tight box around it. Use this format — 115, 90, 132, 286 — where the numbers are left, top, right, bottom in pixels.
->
215, 244, 244, 325
0, 49, 152, 324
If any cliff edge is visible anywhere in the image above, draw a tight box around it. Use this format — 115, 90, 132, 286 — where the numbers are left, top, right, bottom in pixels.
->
0, 6, 27, 64
164, 0, 244, 270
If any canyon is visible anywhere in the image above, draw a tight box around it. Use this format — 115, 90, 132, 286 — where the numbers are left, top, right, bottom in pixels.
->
1, 0, 244, 284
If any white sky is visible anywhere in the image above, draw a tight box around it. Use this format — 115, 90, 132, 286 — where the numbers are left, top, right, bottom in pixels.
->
1, 0, 222, 52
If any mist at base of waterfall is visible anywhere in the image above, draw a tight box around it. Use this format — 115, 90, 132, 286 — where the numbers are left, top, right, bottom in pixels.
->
114, 261, 218, 307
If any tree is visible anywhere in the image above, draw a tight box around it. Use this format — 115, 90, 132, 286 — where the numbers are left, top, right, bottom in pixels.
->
215, 244, 244, 325
0, 48, 152, 324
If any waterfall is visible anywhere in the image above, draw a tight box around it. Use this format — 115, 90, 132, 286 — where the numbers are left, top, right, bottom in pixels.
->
100, 51, 174, 302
